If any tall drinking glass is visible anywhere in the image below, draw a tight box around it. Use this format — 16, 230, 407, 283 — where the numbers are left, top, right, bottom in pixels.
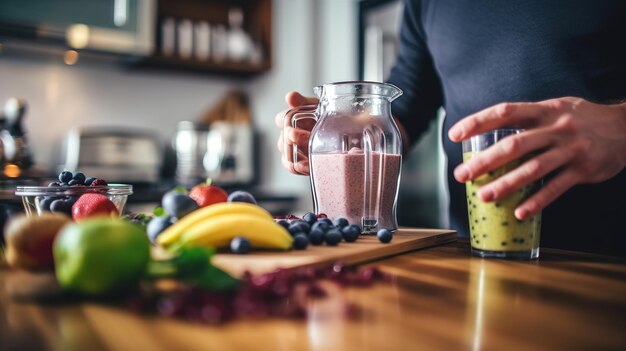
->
462, 129, 542, 259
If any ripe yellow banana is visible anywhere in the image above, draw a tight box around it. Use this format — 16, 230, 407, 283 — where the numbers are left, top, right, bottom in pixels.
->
157, 202, 273, 247
180, 214, 293, 250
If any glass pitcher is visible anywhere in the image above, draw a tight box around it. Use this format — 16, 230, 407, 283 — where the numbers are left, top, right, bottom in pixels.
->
283, 81, 403, 233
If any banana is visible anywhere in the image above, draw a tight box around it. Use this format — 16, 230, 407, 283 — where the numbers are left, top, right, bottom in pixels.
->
180, 214, 293, 250
157, 202, 273, 247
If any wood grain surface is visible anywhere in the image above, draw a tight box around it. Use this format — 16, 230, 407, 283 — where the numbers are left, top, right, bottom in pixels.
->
2, 240, 626, 351
214, 227, 456, 276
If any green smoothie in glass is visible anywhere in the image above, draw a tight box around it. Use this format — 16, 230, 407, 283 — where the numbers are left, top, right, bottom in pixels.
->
462, 129, 542, 259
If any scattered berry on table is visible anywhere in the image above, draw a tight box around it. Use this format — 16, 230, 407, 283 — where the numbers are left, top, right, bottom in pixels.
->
58, 171, 73, 183
147, 216, 175, 244
341, 224, 361, 242
303, 212, 317, 225
288, 221, 310, 236
293, 234, 309, 250
311, 221, 330, 233
276, 219, 290, 229
231, 236, 252, 254
162, 192, 199, 219
318, 218, 333, 227
324, 228, 342, 246
333, 217, 349, 229
309, 229, 325, 245
377, 229, 393, 243
227, 190, 257, 204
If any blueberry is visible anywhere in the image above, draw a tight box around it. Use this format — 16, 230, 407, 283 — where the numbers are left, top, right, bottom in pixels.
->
341, 224, 361, 242
68, 179, 81, 186
84, 177, 96, 186
276, 219, 290, 229
293, 234, 309, 250
230, 236, 251, 254
324, 228, 342, 246
318, 218, 333, 227
377, 229, 393, 243
311, 221, 330, 233
50, 198, 72, 215
162, 192, 199, 219
59, 182, 69, 187
39, 196, 56, 211
303, 212, 317, 225
58, 171, 73, 183
72, 172, 86, 184
227, 191, 257, 204
333, 217, 349, 229
288, 221, 310, 236
309, 229, 325, 245
147, 216, 175, 244
47, 182, 60, 187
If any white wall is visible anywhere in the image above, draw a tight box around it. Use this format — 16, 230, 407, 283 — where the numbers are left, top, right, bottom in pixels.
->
0, 0, 359, 208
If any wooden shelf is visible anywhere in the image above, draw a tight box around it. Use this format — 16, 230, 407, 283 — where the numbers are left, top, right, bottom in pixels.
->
133, 0, 272, 77
131, 54, 271, 77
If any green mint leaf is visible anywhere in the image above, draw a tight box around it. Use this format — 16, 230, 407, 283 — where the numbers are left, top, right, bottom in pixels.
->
174, 247, 215, 276
174, 186, 188, 194
153, 207, 167, 217
184, 265, 239, 291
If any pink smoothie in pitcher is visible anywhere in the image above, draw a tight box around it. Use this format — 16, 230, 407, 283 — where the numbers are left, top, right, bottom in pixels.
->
310, 148, 401, 231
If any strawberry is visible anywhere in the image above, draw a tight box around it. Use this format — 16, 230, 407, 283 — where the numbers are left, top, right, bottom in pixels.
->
189, 182, 228, 207
72, 194, 119, 222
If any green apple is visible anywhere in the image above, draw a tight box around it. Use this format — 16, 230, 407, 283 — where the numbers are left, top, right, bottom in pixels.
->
53, 218, 150, 296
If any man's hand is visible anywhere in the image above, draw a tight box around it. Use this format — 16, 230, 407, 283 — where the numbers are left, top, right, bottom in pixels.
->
275, 92, 319, 175
448, 97, 626, 220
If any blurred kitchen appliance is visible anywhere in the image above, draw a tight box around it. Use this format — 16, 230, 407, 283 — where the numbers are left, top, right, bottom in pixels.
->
174, 91, 256, 187
0, 98, 34, 179
173, 121, 256, 187
62, 127, 162, 184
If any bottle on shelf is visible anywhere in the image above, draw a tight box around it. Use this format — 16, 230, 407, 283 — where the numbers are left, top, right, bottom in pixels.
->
226, 7, 253, 62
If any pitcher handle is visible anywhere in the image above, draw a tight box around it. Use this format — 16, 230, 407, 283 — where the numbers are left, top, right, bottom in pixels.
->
362, 124, 386, 233
282, 104, 318, 175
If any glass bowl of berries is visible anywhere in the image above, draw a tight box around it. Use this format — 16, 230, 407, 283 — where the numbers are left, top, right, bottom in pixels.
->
15, 171, 133, 219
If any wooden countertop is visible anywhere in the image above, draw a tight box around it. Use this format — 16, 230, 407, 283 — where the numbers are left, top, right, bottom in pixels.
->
1, 240, 625, 351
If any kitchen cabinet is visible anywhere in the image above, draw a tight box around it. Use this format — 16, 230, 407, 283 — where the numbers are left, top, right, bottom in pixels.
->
0, 0, 272, 77
133, 0, 272, 76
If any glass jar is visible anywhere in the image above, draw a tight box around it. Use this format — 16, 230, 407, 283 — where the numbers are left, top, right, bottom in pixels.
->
283, 81, 403, 233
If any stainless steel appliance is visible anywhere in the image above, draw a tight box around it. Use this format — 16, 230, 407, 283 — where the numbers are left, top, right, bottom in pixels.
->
1, 98, 34, 179
173, 121, 255, 187
62, 127, 163, 184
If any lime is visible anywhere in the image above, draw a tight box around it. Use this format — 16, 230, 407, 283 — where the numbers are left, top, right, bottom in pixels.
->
53, 218, 150, 296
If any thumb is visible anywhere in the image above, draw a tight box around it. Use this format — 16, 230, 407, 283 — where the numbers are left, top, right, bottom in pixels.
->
285, 91, 318, 108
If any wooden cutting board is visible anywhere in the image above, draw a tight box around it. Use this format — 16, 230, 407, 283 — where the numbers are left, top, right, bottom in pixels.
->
213, 227, 456, 277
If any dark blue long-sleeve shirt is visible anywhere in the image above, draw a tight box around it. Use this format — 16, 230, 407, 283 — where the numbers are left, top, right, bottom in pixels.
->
387, 0, 626, 256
